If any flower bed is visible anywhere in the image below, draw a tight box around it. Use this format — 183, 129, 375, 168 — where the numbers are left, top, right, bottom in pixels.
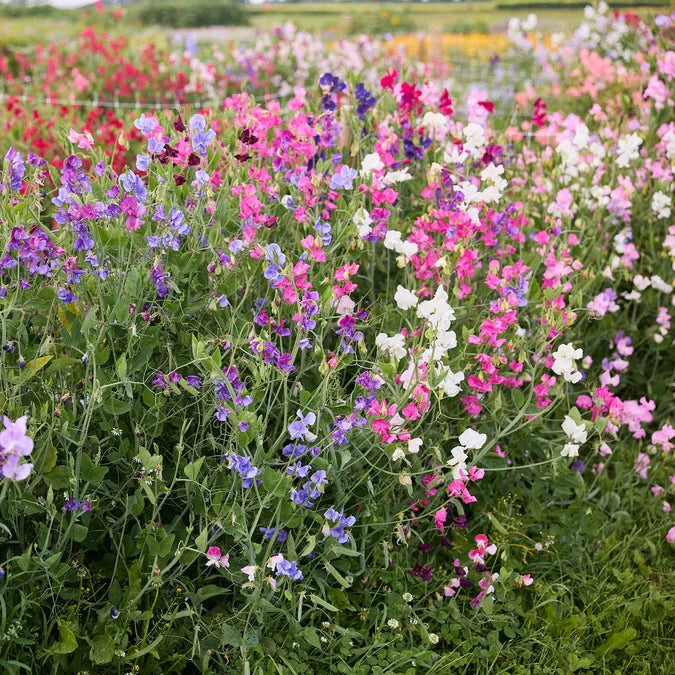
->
0, 4, 673, 673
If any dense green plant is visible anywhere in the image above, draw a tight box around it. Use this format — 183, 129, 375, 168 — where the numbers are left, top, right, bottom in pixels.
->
135, 2, 249, 28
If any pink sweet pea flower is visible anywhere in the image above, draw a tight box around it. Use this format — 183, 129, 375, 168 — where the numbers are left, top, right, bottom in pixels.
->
0, 416, 34, 456
434, 507, 447, 533
205, 547, 229, 568
68, 129, 94, 150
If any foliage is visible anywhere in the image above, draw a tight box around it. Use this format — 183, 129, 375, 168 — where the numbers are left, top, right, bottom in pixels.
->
134, 2, 249, 28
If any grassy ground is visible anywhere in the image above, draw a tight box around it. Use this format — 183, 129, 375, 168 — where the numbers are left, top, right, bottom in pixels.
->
248, 2, 658, 33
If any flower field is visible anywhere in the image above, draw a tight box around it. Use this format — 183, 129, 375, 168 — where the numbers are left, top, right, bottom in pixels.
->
0, 3, 674, 673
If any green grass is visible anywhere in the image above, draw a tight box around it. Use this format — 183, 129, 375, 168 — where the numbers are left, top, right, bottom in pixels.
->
247, 2, 669, 33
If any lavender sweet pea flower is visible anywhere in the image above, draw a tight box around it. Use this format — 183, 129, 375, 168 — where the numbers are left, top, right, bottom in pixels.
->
136, 154, 151, 172
189, 114, 207, 132
329, 165, 358, 190
134, 114, 156, 136
288, 410, 317, 441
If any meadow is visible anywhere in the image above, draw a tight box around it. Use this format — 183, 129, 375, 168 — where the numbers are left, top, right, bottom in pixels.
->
0, 2, 674, 673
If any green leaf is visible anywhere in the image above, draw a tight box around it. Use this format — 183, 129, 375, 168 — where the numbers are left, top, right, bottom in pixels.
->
184, 457, 205, 481
102, 398, 131, 416
594, 628, 636, 657
50, 620, 78, 655
116, 353, 128, 380
40, 446, 57, 474
141, 481, 157, 505
72, 525, 88, 543
80, 454, 108, 483
195, 528, 208, 553
262, 466, 287, 496
303, 627, 322, 649
300, 534, 316, 558
222, 623, 241, 647
327, 588, 354, 610
89, 635, 115, 665
43, 466, 71, 490
22, 355, 53, 381
159, 534, 175, 557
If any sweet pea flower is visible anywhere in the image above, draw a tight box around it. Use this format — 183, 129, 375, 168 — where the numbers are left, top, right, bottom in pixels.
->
288, 410, 317, 442
205, 547, 230, 568
241, 565, 258, 585
562, 416, 588, 444
0, 416, 34, 481
394, 285, 418, 310
68, 129, 94, 150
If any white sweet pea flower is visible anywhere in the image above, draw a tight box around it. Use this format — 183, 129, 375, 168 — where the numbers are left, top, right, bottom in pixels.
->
334, 295, 355, 316
561, 416, 588, 444
651, 275, 672, 294
375, 333, 406, 360
561, 443, 580, 458
384, 230, 418, 258
448, 446, 468, 466
416, 286, 455, 331
551, 343, 584, 383
616, 133, 642, 168
426, 329, 457, 361
447, 445, 468, 479
521, 13, 537, 31
422, 111, 447, 139
480, 162, 508, 193
437, 367, 465, 397
408, 438, 423, 454
394, 285, 418, 311
455, 180, 481, 204
360, 152, 384, 177
462, 122, 486, 156
458, 428, 487, 450
352, 208, 373, 237
399, 241, 419, 258
382, 168, 412, 186
633, 274, 651, 291
480, 185, 503, 203
444, 143, 469, 165
384, 230, 402, 250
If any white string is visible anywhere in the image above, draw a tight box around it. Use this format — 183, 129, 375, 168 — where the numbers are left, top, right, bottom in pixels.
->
0, 90, 287, 109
